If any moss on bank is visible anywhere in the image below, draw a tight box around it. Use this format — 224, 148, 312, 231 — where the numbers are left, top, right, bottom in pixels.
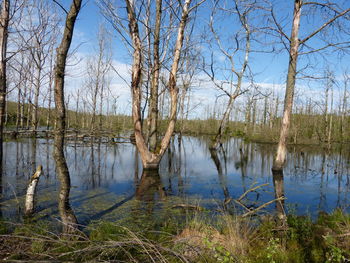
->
1, 209, 349, 262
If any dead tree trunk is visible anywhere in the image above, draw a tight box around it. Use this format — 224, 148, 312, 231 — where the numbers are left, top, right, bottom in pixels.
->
53, 0, 82, 234
25, 165, 43, 217
272, 0, 301, 171
47, 48, 55, 130
32, 65, 42, 130
0, 0, 9, 170
272, 1, 350, 171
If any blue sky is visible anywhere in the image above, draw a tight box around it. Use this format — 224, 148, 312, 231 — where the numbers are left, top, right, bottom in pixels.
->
58, 0, 350, 119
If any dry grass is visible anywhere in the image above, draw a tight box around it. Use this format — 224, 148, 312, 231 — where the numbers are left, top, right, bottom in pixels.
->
0, 221, 191, 262
174, 214, 257, 262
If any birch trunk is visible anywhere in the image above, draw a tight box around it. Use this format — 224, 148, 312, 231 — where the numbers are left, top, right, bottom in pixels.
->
272, 0, 301, 171
25, 165, 43, 217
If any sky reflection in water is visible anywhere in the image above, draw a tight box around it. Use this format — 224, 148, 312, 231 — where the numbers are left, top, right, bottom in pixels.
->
0, 136, 349, 222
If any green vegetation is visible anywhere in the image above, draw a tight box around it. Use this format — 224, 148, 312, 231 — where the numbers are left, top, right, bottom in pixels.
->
1, 210, 349, 262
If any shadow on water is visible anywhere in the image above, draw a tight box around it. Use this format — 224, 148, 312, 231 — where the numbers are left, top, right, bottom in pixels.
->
88, 194, 134, 223
35, 191, 111, 218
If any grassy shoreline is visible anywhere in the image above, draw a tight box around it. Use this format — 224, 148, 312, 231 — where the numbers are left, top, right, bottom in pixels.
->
1, 208, 349, 262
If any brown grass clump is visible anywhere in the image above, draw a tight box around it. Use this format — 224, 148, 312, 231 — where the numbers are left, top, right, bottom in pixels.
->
174, 214, 256, 261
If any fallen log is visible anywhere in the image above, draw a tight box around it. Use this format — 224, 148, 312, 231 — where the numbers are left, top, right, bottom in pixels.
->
24, 165, 43, 217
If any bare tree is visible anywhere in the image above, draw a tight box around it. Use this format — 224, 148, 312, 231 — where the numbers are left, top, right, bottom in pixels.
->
99, 0, 199, 169
203, 0, 255, 150
86, 24, 112, 132
26, 0, 59, 130
0, 0, 9, 168
271, 0, 350, 171
53, 0, 82, 234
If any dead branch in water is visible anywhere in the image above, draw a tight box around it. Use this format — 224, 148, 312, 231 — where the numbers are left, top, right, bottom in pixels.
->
237, 183, 269, 201
241, 197, 285, 218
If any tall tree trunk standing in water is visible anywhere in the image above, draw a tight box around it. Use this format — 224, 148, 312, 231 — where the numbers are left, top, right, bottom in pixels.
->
272, 0, 301, 172
272, 1, 350, 171
126, 0, 192, 169
0, 0, 9, 173
53, 0, 82, 233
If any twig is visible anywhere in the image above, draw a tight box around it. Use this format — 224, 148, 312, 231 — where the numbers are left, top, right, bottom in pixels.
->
233, 199, 251, 212
242, 197, 285, 218
237, 183, 269, 201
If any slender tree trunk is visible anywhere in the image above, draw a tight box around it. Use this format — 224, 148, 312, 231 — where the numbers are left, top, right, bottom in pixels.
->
0, 0, 9, 171
53, 0, 82, 234
148, 0, 162, 152
99, 87, 103, 131
21, 81, 27, 128
16, 87, 21, 131
47, 50, 54, 130
328, 84, 333, 147
340, 80, 347, 140
211, 95, 236, 149
90, 82, 98, 131
272, 0, 301, 171
32, 67, 42, 130
75, 89, 79, 127
263, 96, 268, 125
27, 81, 33, 129
252, 99, 257, 133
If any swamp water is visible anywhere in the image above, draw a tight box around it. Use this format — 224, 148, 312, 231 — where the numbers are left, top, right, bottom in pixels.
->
0, 136, 349, 228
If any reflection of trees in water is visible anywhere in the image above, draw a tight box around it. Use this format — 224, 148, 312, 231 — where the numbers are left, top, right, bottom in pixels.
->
272, 169, 286, 220
89, 138, 96, 188
1, 136, 350, 219
135, 169, 166, 202
177, 136, 184, 197
209, 147, 230, 204
134, 146, 140, 186
237, 144, 249, 193
159, 136, 185, 197
319, 153, 326, 211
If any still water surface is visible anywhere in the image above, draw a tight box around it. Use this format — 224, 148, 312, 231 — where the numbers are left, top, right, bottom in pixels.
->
1, 136, 349, 224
